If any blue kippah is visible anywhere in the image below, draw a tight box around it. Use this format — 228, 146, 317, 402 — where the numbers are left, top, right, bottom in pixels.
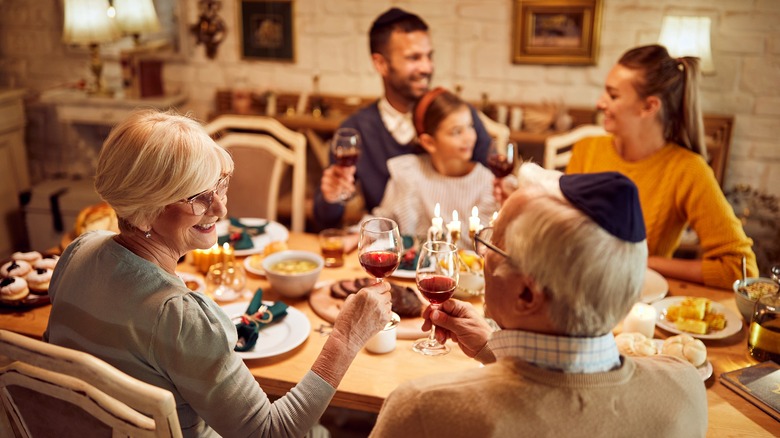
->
559, 172, 646, 243
371, 7, 416, 31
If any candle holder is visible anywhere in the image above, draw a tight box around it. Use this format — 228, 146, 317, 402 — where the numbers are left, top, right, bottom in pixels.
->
206, 261, 247, 302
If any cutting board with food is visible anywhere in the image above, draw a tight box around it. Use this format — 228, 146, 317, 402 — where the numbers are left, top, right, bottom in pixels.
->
309, 278, 427, 339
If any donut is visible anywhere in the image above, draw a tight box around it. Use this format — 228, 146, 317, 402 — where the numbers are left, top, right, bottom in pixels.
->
11, 251, 42, 264
0, 277, 30, 301
26, 268, 52, 294
1, 260, 32, 278
33, 254, 60, 270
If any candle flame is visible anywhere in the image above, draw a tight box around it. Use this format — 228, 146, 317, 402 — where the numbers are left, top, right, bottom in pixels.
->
452, 210, 458, 221
471, 206, 478, 218
434, 203, 440, 217
222, 242, 229, 251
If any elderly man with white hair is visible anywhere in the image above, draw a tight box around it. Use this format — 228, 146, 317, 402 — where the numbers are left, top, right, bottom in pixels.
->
370, 163, 707, 438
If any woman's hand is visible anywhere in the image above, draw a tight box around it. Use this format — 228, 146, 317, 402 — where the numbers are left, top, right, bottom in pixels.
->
422, 299, 493, 358
492, 175, 518, 206
320, 165, 356, 204
331, 281, 392, 352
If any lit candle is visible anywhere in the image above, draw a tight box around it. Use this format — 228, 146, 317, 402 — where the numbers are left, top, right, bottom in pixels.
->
222, 242, 233, 264
447, 210, 461, 244
431, 203, 443, 234
469, 206, 481, 234
489, 211, 499, 227
622, 303, 657, 338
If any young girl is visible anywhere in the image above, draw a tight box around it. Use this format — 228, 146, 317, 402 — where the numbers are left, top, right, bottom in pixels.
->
372, 87, 497, 247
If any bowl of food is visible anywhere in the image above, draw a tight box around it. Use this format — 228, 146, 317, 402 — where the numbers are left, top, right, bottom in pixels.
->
733, 277, 779, 321
262, 250, 324, 298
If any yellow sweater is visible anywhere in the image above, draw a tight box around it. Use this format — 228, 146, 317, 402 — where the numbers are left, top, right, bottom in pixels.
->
567, 136, 757, 289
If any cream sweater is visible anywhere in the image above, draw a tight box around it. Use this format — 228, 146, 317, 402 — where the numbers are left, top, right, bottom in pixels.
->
370, 355, 707, 437
567, 136, 757, 289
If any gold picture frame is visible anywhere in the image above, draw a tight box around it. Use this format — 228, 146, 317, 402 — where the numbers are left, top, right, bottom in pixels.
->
239, 0, 295, 62
512, 0, 603, 65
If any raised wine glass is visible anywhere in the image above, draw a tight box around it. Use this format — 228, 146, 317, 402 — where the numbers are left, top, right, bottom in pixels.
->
358, 217, 402, 329
413, 241, 459, 356
331, 127, 361, 202
487, 140, 518, 179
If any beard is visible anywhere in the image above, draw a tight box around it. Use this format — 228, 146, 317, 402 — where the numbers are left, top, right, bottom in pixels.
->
386, 64, 432, 105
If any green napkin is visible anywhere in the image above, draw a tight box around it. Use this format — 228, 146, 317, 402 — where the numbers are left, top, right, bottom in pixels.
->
399, 235, 420, 271
218, 218, 269, 250
235, 288, 288, 352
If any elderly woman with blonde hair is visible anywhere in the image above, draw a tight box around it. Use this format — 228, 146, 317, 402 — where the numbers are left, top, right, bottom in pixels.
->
45, 110, 393, 437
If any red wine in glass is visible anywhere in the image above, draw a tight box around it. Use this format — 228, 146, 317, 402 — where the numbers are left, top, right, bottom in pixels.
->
359, 250, 401, 278
487, 154, 514, 178
334, 149, 359, 167
418, 275, 456, 304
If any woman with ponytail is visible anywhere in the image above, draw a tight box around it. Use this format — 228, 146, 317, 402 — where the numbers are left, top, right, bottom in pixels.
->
566, 44, 756, 289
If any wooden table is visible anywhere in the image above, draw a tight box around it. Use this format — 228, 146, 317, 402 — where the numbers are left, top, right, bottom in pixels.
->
1, 233, 778, 436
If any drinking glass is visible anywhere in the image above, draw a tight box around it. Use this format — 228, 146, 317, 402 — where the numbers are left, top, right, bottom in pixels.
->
331, 127, 361, 202
748, 293, 780, 362
413, 241, 459, 356
358, 217, 402, 329
486, 140, 517, 179
206, 261, 247, 302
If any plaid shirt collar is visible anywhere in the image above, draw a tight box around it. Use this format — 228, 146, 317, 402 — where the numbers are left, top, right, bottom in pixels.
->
490, 329, 621, 373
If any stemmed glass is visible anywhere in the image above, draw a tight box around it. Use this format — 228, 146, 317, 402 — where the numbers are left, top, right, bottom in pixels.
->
413, 241, 459, 356
486, 140, 517, 179
358, 217, 402, 329
331, 127, 361, 202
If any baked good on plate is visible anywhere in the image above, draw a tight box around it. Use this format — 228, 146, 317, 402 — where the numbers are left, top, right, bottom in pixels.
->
0, 276, 30, 301
661, 334, 707, 367
11, 251, 42, 264
74, 202, 119, 236
33, 254, 60, 270
26, 268, 52, 294
1, 260, 32, 278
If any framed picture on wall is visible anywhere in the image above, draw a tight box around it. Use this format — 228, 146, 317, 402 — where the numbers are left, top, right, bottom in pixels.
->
512, 0, 603, 65
239, 0, 295, 61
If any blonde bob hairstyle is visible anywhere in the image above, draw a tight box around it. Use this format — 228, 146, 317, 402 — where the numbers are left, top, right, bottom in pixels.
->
95, 110, 234, 230
500, 189, 648, 337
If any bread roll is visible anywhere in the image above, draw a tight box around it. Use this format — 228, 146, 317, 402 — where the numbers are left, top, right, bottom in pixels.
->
661, 334, 707, 367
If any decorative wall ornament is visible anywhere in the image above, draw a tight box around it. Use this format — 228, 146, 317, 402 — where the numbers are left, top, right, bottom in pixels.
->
191, 0, 226, 59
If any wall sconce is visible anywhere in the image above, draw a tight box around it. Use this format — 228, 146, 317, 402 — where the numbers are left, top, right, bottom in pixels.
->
658, 16, 715, 74
191, 0, 227, 59
111, 0, 161, 46
63, 0, 120, 95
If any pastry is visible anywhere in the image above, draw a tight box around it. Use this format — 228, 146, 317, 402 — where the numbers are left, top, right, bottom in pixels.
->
74, 202, 119, 236
615, 332, 658, 357
0, 276, 29, 301
33, 254, 60, 270
1, 260, 32, 278
11, 251, 42, 264
26, 268, 52, 294
661, 334, 707, 367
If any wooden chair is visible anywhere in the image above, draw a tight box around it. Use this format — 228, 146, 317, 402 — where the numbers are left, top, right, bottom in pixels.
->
477, 111, 511, 148
0, 330, 181, 438
205, 115, 307, 232
543, 124, 607, 171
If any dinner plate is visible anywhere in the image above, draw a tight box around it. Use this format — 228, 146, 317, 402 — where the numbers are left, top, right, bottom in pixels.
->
640, 268, 668, 304
220, 301, 310, 360
176, 272, 205, 294
391, 268, 415, 279
652, 339, 713, 381
216, 218, 289, 257
652, 297, 742, 340
243, 254, 266, 276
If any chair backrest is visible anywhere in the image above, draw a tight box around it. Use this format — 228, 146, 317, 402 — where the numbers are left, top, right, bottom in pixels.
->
0, 330, 181, 438
477, 111, 511, 149
205, 115, 307, 232
543, 124, 607, 171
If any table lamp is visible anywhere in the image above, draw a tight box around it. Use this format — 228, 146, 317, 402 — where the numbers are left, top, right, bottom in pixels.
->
111, 0, 161, 46
62, 0, 120, 95
658, 16, 715, 75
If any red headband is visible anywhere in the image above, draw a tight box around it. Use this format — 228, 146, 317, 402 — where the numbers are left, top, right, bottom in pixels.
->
413, 87, 447, 136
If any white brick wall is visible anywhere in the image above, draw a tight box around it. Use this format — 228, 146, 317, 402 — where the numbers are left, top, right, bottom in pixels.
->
1, 0, 778, 197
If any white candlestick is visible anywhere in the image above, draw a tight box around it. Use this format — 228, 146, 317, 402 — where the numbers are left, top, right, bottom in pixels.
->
431, 203, 443, 235
447, 210, 461, 233
622, 303, 657, 338
469, 206, 480, 234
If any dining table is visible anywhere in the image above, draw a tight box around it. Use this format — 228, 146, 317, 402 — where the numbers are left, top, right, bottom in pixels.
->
1, 232, 778, 436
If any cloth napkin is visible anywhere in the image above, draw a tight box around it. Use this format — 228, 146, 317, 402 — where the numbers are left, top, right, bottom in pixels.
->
218, 218, 269, 250
399, 235, 420, 271
234, 288, 288, 352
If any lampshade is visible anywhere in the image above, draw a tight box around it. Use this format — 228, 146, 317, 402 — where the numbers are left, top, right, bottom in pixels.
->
658, 16, 715, 74
113, 0, 161, 36
62, 0, 120, 45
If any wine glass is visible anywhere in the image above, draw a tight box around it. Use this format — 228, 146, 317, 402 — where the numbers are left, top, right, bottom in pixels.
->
331, 127, 361, 202
413, 241, 459, 356
487, 140, 517, 178
358, 217, 402, 329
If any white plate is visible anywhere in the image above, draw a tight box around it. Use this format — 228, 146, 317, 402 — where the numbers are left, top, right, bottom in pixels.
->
652, 339, 713, 381
176, 272, 205, 294
652, 297, 742, 340
640, 268, 668, 304
220, 301, 310, 360
217, 218, 289, 257
243, 254, 266, 276
391, 268, 416, 279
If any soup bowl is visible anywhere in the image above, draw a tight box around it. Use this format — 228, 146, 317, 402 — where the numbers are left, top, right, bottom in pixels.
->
733, 277, 779, 321
262, 250, 324, 298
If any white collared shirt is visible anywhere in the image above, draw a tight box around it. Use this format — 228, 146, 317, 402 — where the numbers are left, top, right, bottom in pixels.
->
378, 97, 416, 145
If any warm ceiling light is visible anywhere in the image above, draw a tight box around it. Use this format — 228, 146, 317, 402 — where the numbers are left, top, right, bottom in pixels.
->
658, 16, 715, 74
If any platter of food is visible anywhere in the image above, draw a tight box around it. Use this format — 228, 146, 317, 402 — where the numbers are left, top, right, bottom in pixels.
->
216, 218, 289, 257
652, 296, 742, 340
615, 332, 712, 380
0, 252, 57, 308
176, 272, 205, 294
